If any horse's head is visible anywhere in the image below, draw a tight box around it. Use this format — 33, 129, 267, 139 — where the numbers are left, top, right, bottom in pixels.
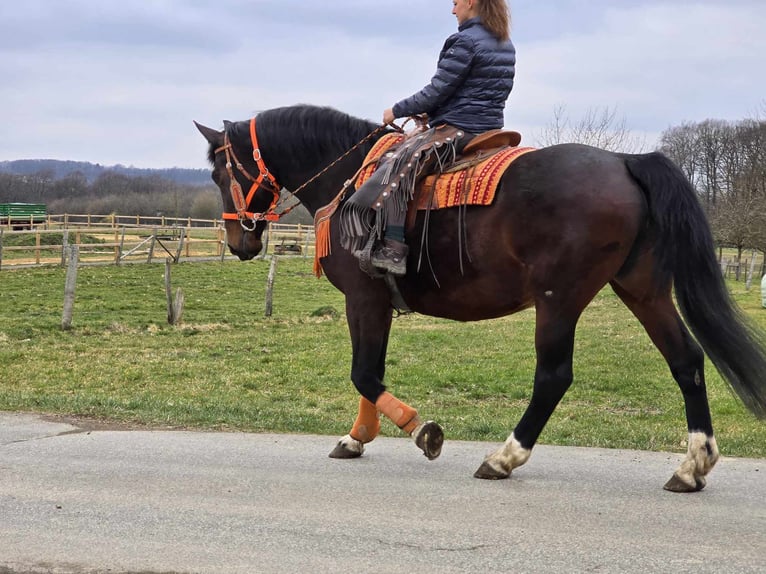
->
195, 119, 278, 260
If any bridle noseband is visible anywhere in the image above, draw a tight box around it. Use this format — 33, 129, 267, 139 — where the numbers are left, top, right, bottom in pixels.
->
215, 117, 281, 231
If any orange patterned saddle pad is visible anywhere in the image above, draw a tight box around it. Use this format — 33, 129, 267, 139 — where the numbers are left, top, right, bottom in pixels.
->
313, 133, 535, 276
355, 132, 536, 209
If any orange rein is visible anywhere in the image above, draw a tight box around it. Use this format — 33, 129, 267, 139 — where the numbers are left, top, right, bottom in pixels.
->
215, 118, 282, 229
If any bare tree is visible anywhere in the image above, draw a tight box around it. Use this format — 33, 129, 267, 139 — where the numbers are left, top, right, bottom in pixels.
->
538, 104, 647, 153
659, 118, 766, 270
659, 123, 702, 190
710, 190, 764, 278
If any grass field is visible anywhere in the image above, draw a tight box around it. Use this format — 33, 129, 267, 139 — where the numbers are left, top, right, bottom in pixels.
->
1, 258, 765, 458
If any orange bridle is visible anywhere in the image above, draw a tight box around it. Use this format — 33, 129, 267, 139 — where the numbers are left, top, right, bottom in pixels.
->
214, 118, 281, 230
213, 117, 398, 231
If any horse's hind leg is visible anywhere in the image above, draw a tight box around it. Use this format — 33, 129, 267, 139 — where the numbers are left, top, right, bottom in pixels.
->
611, 280, 719, 492
475, 302, 579, 479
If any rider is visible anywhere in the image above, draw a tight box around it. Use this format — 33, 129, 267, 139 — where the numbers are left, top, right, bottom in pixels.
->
341, 0, 516, 276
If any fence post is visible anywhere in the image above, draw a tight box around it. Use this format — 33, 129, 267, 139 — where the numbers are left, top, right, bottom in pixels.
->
118, 228, 126, 265
165, 258, 185, 325
0, 228, 3, 271
746, 250, 757, 291
176, 227, 186, 263
265, 256, 278, 317
260, 225, 270, 260
147, 229, 157, 263
62, 245, 79, 330
61, 229, 69, 267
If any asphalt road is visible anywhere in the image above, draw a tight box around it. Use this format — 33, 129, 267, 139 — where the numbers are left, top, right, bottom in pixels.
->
1, 412, 764, 574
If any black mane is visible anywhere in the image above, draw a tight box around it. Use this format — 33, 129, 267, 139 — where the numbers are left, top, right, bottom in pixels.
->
228, 105, 381, 178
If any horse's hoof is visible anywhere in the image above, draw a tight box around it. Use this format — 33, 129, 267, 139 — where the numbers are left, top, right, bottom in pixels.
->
473, 460, 511, 480
328, 437, 364, 459
663, 473, 705, 492
414, 421, 444, 460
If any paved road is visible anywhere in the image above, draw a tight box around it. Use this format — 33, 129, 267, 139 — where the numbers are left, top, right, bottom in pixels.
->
1, 412, 764, 574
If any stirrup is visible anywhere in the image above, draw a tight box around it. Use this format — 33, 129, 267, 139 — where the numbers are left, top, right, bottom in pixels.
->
354, 233, 386, 279
371, 239, 408, 277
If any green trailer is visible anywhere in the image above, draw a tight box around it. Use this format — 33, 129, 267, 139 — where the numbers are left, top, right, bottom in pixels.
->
0, 203, 47, 229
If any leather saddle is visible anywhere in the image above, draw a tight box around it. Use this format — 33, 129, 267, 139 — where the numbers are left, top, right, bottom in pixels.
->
445, 129, 523, 173
462, 129, 522, 153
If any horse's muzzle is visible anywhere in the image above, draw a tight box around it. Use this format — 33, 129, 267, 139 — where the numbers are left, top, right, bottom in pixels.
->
228, 244, 260, 261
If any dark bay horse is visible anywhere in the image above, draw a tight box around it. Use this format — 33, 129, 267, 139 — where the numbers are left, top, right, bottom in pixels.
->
196, 104, 766, 491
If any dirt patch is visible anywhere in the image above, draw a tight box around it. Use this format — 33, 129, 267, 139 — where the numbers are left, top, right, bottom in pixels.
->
39, 413, 189, 433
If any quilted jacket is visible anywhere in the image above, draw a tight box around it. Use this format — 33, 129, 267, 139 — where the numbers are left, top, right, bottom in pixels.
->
392, 17, 516, 133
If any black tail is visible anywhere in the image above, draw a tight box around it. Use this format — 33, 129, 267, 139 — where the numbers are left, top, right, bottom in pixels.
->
625, 151, 766, 419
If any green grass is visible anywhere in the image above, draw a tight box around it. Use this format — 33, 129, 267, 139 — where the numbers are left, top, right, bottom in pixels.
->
1, 232, 104, 247
1, 258, 765, 457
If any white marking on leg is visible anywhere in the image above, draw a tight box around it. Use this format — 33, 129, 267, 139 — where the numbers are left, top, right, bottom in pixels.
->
674, 432, 719, 487
483, 433, 532, 475
338, 434, 365, 456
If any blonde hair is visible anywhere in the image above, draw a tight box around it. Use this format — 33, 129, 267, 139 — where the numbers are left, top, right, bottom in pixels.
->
477, 0, 511, 42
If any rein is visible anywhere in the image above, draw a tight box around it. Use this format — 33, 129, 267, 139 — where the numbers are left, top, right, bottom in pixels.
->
216, 118, 397, 230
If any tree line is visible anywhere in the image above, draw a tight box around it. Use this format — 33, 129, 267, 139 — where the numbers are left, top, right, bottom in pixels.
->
0, 163, 313, 224
0, 169, 223, 221
659, 118, 766, 262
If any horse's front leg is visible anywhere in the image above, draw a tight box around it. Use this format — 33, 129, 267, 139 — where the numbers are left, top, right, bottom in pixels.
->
329, 396, 380, 458
330, 394, 443, 460
329, 293, 443, 460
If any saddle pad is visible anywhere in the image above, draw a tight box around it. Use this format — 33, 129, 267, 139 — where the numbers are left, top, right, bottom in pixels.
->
417, 146, 536, 209
355, 133, 535, 209
355, 133, 406, 190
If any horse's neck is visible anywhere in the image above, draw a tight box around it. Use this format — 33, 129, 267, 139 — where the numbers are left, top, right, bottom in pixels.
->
282, 148, 373, 217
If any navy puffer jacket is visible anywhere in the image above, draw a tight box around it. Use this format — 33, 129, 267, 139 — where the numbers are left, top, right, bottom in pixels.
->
392, 17, 515, 134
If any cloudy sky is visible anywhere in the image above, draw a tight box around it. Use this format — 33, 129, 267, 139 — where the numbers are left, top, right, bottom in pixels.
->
1, 0, 764, 169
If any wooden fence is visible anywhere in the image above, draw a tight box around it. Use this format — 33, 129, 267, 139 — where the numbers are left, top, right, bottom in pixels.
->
0, 215, 316, 270
1, 213, 763, 281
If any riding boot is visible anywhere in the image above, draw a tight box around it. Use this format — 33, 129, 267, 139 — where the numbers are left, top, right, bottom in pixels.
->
370, 238, 409, 276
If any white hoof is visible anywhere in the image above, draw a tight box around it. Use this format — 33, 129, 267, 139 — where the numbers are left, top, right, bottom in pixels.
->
328, 434, 365, 459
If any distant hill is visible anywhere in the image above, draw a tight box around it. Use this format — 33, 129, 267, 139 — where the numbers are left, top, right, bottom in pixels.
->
0, 159, 211, 186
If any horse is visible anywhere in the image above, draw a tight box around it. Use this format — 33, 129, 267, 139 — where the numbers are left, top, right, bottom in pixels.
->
195, 104, 766, 492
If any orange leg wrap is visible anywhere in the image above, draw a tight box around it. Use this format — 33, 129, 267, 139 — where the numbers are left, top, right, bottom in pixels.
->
350, 397, 381, 443
375, 391, 420, 434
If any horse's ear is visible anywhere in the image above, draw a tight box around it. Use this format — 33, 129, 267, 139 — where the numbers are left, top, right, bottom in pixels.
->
194, 121, 223, 146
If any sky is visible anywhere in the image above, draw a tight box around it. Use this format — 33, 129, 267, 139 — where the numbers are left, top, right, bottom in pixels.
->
1, 0, 764, 170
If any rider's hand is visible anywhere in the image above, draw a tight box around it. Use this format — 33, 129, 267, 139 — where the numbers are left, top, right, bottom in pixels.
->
383, 108, 395, 125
